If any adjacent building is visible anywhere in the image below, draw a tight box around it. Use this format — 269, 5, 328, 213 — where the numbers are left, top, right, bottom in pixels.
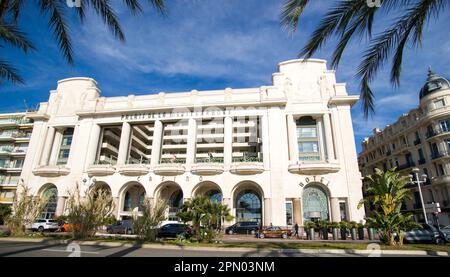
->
0, 113, 33, 205
18, 59, 365, 226
358, 69, 450, 226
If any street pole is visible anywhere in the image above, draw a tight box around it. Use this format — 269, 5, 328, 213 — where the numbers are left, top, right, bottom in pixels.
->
412, 168, 428, 224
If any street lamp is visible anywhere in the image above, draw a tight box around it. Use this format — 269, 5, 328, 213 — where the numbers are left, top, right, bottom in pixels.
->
411, 167, 428, 224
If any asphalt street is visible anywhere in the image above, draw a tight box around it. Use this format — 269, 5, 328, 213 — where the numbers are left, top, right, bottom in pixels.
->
0, 240, 433, 257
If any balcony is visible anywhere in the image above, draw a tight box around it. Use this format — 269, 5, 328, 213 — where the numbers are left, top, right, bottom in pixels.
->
431, 175, 450, 185
418, 158, 426, 165
154, 158, 186, 176
86, 160, 116, 177
414, 138, 421, 145
427, 127, 450, 140
288, 161, 340, 175
191, 157, 224, 176
33, 165, 70, 177
118, 159, 150, 176
431, 151, 450, 161
395, 162, 415, 171
230, 157, 264, 175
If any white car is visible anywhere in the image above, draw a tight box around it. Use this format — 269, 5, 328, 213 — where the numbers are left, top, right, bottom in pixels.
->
31, 219, 59, 232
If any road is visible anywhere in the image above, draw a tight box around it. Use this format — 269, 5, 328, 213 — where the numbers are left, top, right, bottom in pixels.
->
0, 240, 434, 257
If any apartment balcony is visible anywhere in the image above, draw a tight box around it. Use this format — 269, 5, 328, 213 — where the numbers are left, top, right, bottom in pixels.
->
191, 157, 224, 176
426, 128, 450, 140
431, 174, 450, 185
118, 159, 150, 176
0, 147, 13, 155
288, 160, 340, 175
395, 162, 415, 171
86, 160, 117, 177
33, 165, 70, 177
154, 158, 186, 176
431, 151, 450, 161
230, 157, 264, 175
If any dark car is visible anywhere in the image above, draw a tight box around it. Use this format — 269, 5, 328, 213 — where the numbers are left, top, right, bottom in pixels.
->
106, 219, 134, 234
225, 221, 260, 235
438, 225, 450, 243
157, 223, 192, 239
402, 223, 446, 244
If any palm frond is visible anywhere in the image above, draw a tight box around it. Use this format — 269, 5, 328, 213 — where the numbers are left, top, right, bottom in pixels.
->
0, 58, 23, 84
89, 0, 125, 41
148, 0, 166, 14
9, 0, 24, 22
0, 23, 35, 52
123, 0, 143, 14
280, 0, 310, 33
39, 0, 73, 64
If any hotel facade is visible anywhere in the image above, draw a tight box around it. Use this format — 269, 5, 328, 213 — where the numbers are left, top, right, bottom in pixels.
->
358, 70, 450, 226
18, 59, 365, 226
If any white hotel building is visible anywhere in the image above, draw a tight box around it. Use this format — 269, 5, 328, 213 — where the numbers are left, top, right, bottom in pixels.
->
19, 59, 365, 226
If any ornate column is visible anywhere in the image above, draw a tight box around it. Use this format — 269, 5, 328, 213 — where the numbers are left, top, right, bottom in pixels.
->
292, 198, 302, 225
287, 114, 298, 162
117, 122, 131, 165
261, 113, 270, 169
330, 197, 341, 222
49, 128, 64, 166
56, 196, 67, 216
224, 116, 233, 168
323, 113, 336, 162
85, 123, 102, 168
151, 120, 163, 167
186, 118, 197, 167
40, 126, 55, 166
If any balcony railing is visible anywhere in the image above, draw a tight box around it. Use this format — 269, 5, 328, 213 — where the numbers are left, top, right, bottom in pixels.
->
298, 155, 321, 161
195, 157, 224, 163
56, 158, 68, 165
160, 158, 186, 164
396, 161, 415, 171
232, 156, 262, 163
0, 147, 13, 153
125, 158, 150, 165
431, 151, 450, 160
427, 127, 450, 139
93, 159, 117, 165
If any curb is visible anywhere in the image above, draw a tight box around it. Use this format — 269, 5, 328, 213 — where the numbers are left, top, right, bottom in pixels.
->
1, 237, 449, 256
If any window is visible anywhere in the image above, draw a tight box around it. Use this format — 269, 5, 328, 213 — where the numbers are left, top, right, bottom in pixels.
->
428, 189, 435, 203
339, 202, 348, 221
438, 164, 445, 175
440, 119, 450, 132
434, 99, 445, 109
418, 148, 425, 162
57, 128, 74, 165
285, 202, 293, 226
296, 117, 321, 161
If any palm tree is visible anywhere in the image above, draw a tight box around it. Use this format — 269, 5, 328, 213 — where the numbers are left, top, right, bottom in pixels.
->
0, 0, 166, 84
281, 0, 449, 117
358, 168, 417, 245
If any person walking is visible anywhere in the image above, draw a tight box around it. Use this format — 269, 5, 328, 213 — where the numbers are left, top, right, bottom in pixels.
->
293, 223, 299, 239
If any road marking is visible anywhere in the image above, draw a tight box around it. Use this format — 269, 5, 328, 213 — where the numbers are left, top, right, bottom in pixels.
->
41, 248, 100, 255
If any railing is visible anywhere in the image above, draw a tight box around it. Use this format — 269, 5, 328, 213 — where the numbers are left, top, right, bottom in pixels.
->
0, 147, 13, 153
427, 127, 450, 139
93, 159, 117, 165
125, 158, 150, 165
56, 158, 68, 165
431, 151, 450, 160
232, 156, 263, 163
298, 155, 321, 161
396, 162, 415, 171
195, 157, 224, 163
160, 158, 186, 164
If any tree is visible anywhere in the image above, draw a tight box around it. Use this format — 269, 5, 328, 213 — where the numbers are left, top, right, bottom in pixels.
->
177, 195, 233, 242
132, 198, 166, 242
358, 168, 419, 245
0, 203, 11, 225
0, 0, 166, 84
65, 183, 115, 239
6, 184, 49, 236
281, 0, 449, 117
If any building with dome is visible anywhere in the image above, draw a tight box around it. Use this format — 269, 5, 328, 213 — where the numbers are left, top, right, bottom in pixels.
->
358, 69, 450, 226
16, 59, 365, 227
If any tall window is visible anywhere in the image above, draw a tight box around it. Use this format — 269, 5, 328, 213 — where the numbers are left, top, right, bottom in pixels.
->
285, 202, 293, 226
296, 117, 320, 161
440, 119, 450, 132
57, 128, 74, 165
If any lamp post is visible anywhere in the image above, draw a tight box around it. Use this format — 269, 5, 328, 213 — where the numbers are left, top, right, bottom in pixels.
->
411, 168, 428, 224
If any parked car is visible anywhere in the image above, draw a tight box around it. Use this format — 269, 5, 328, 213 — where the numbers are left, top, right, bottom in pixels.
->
439, 225, 450, 243
257, 226, 292, 239
156, 223, 192, 239
225, 221, 260, 235
402, 223, 445, 244
106, 219, 134, 234
31, 219, 59, 232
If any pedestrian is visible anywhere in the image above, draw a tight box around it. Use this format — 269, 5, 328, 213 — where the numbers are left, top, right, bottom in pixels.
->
293, 223, 299, 238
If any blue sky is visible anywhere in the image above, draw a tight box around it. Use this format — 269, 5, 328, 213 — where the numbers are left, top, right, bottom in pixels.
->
1, 0, 449, 153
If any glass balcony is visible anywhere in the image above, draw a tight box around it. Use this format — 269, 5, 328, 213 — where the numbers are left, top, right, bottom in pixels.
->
232, 156, 263, 163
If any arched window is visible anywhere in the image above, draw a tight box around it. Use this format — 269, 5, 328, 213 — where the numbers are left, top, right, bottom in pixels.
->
124, 191, 132, 211
296, 116, 320, 161
138, 192, 145, 211
206, 190, 222, 203
42, 185, 58, 219
302, 185, 329, 222
235, 189, 261, 223
168, 189, 183, 221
